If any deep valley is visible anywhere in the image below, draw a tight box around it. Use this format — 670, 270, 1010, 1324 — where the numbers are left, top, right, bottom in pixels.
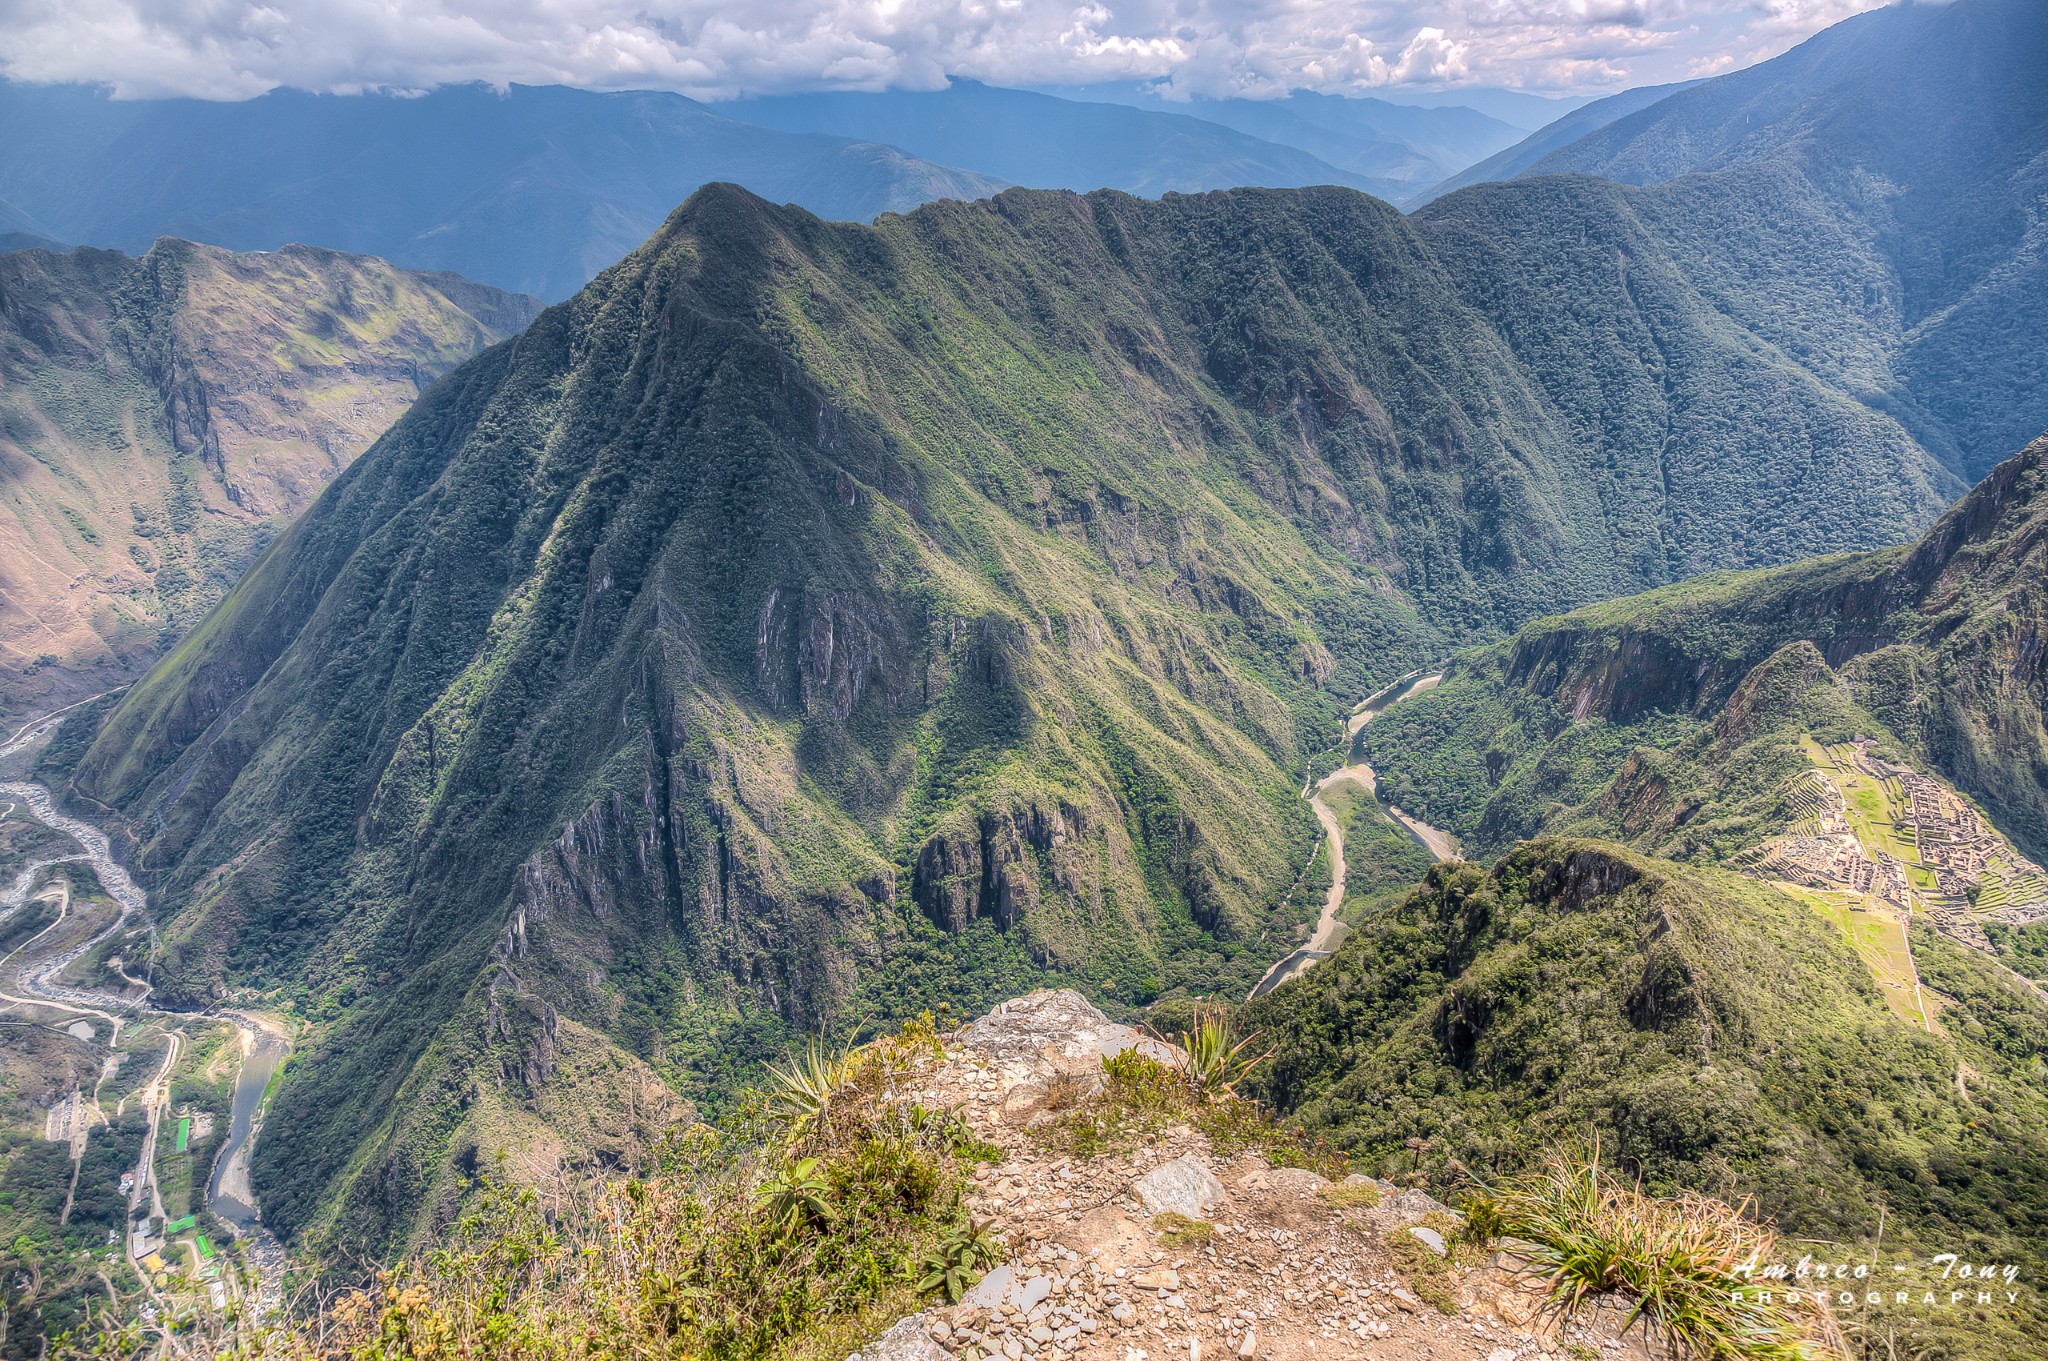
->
2, 3, 2045, 1359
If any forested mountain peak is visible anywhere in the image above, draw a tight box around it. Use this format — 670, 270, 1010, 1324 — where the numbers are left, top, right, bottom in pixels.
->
1458, 0, 2048, 475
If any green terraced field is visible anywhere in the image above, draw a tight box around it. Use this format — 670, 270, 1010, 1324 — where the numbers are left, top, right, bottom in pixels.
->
1776, 882, 1929, 1030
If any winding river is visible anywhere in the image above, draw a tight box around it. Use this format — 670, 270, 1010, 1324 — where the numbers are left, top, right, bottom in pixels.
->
3, 668, 1442, 1296
0, 704, 289, 1316
1249, 671, 1458, 999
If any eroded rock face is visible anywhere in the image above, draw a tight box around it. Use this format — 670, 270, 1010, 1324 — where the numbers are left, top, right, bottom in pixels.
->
912, 802, 1090, 934
952, 989, 1171, 1073
755, 587, 914, 719
0, 241, 541, 717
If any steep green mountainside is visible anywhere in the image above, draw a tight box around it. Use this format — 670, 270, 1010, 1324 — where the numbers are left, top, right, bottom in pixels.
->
43, 181, 1981, 1259
1498, 0, 2048, 477
1362, 431, 2048, 868
1327, 436, 2048, 1350
0, 239, 538, 719
1246, 840, 2048, 1358
1415, 169, 1964, 581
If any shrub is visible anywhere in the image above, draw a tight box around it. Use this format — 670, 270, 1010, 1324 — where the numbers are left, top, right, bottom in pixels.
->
757, 1157, 836, 1237
763, 1040, 862, 1145
1037, 1048, 1342, 1178
1149, 1007, 1272, 1099
917, 1219, 1003, 1303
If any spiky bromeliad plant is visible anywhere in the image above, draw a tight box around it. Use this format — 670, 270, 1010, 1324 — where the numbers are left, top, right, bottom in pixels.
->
764, 1039, 862, 1144
1152, 1006, 1272, 1099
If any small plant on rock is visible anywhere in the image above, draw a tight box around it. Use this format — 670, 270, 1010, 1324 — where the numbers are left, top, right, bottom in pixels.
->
917, 1217, 1004, 1303
1040, 1069, 1095, 1112
757, 1156, 836, 1237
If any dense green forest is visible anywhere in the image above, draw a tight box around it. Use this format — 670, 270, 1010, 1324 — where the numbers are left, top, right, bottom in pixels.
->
1505, 0, 2048, 479
1246, 840, 2048, 1361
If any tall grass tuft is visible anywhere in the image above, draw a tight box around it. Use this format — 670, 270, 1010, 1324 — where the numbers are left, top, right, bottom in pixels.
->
1468, 1148, 1843, 1360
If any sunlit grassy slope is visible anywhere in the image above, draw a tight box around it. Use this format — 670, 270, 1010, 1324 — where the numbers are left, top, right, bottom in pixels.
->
0, 238, 538, 717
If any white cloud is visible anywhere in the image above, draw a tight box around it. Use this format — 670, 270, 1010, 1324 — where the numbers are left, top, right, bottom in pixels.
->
0, 0, 1899, 100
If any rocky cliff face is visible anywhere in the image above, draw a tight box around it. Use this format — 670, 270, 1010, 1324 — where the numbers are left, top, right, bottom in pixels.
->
0, 238, 539, 716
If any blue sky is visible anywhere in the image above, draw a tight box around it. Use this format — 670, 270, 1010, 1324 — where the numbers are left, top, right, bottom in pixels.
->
0, 0, 1900, 101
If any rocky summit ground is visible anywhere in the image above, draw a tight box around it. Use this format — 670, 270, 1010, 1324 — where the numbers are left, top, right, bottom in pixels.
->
855, 991, 1661, 1361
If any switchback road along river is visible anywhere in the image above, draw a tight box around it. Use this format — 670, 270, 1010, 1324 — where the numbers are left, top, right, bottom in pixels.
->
0, 705, 291, 1328
1249, 671, 1459, 1000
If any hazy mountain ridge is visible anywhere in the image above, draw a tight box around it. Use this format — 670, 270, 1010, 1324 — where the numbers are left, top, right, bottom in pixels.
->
0, 77, 1562, 306
780, 81, 1535, 200
1456, 0, 2048, 477
723, 82, 1396, 199
0, 83, 1007, 301
1413, 79, 1703, 204
0, 237, 538, 717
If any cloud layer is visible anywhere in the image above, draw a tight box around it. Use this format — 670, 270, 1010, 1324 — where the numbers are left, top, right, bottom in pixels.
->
0, 0, 1895, 101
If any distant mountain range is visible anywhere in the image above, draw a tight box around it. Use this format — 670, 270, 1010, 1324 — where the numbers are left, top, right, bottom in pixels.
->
0, 196, 64, 253
0, 78, 1561, 300
0, 238, 537, 716
0, 83, 1005, 301
1414, 79, 1703, 202
729, 81, 1532, 202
